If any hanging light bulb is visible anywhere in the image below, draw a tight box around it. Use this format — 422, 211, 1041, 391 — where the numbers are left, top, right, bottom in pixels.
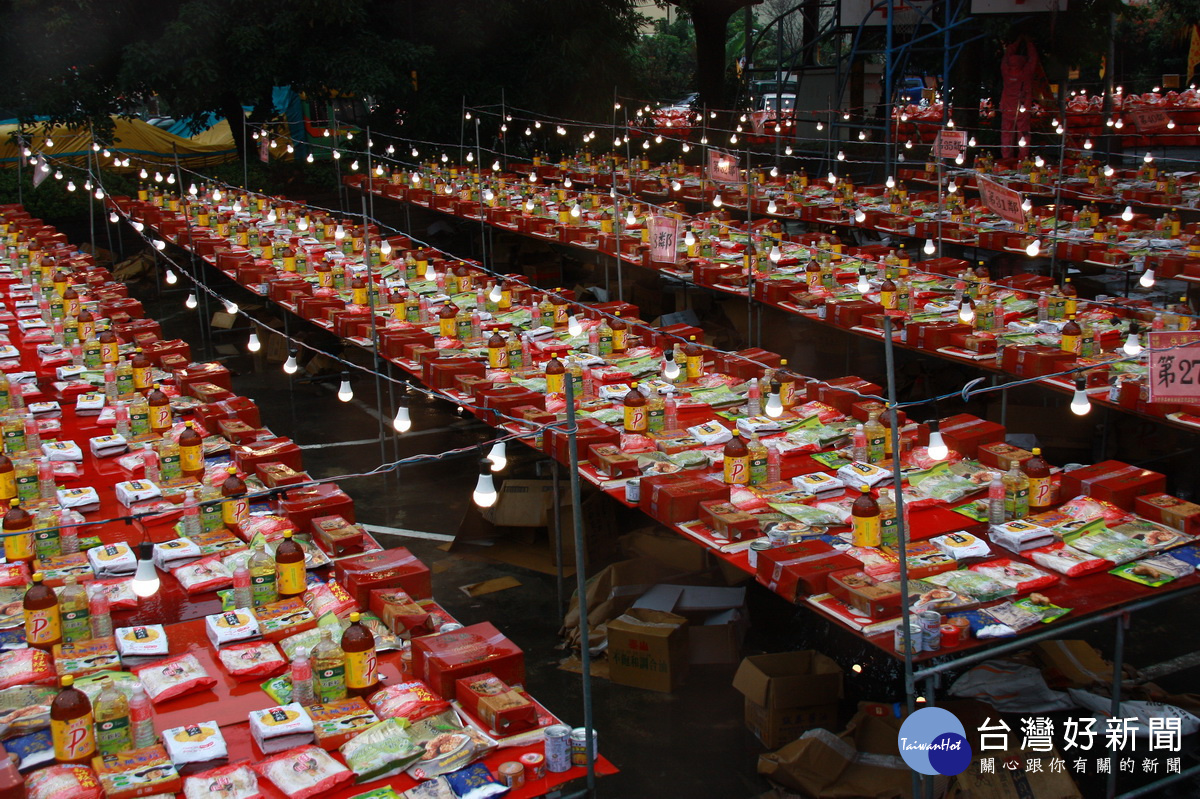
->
1021, 198, 1032, 212
1103, 165, 1115, 177
968, 137, 977, 147
1034, 156, 1044, 168
283, 350, 299, 374
306, 153, 315, 163
185, 292, 198, 309
683, 228, 696, 247
245, 332, 262, 353
1140, 267, 1156, 288
954, 152, 965, 165
764, 382, 784, 418
959, 298, 976, 324
94, 188, 105, 199
1123, 322, 1143, 356
224, 299, 239, 315
837, 150, 845, 161
152, 239, 166, 251
947, 179, 958, 194
1083, 139, 1093, 150
1143, 152, 1153, 164
337, 377, 353, 402
784, 145, 792, 155
856, 270, 871, 294
524, 197, 534, 212
769, 245, 782, 264
165, 269, 177, 284
767, 198, 778, 214
489, 282, 503, 303
483, 188, 494, 202
132, 221, 144, 232
885, 176, 895, 189
492, 160, 501, 172
905, 140, 913, 149
392, 398, 412, 433
827, 172, 836, 185
1069, 376, 1091, 416
380, 239, 392, 260
109, 211, 118, 223
712, 195, 723, 208
487, 440, 508, 472
1025, 239, 1041, 257
297, 217, 309, 231
131, 543, 160, 598
730, 134, 738, 144
854, 207, 866, 223
66, 181, 76, 192
232, 201, 242, 213
570, 202, 581, 219
926, 420, 948, 461
334, 224, 346, 241
1017, 136, 1027, 148
139, 168, 148, 179
816, 121, 824, 131
350, 160, 359, 171
53, 170, 62, 180
187, 183, 198, 196
267, 209, 277, 224
332, 150, 341, 160
470, 456, 499, 509
375, 164, 384, 176
1121, 206, 1133, 222
624, 209, 637, 227
923, 239, 936, 255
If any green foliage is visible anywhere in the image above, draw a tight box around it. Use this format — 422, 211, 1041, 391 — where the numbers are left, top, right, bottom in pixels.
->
633, 15, 697, 101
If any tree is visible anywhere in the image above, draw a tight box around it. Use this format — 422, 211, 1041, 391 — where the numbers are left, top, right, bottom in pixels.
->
633, 15, 697, 102
668, 0, 763, 108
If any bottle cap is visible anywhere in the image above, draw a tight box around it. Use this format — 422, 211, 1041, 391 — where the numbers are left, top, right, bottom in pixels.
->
283, 530, 293, 538
861, 485, 870, 493
349, 612, 361, 622
61, 675, 73, 687
32, 572, 43, 582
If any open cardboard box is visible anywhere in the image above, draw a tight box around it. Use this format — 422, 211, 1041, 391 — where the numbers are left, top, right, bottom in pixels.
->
606, 608, 689, 693
734, 651, 844, 748
634, 584, 748, 664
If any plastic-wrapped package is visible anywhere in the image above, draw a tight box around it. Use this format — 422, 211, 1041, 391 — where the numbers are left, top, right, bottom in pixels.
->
252, 746, 352, 799
1027, 542, 1113, 577
0, 648, 56, 690
24, 765, 103, 799
339, 718, 422, 782
368, 681, 449, 724
172, 555, 233, 595
403, 710, 497, 781
134, 653, 217, 704
969, 559, 1057, 594
217, 642, 287, 681
161, 720, 228, 767
183, 762, 262, 799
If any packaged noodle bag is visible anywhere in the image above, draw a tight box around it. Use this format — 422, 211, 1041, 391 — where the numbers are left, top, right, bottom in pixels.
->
183, 762, 261, 799
217, 641, 287, 682
403, 710, 497, 781
368, 681, 449, 725
172, 555, 233, 595
133, 653, 217, 704
339, 717, 423, 782
161, 720, 228, 767
114, 624, 170, 664
25, 765, 104, 799
252, 745, 353, 799
0, 647, 56, 690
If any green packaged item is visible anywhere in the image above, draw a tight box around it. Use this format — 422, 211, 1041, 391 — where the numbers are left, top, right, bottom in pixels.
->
925, 570, 1014, 602
261, 674, 292, 705
339, 718, 423, 782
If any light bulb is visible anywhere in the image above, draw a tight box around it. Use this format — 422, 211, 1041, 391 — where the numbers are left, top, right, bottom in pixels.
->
528, 172, 537, 184
165, 270, 177, 284
524, 198, 534, 212
927, 431, 948, 461
1021, 198, 1032, 212
487, 441, 508, 472
489, 283, 503, 302
139, 168, 148, 179
663, 357, 680, 380
53, 170, 62, 180
827, 172, 836, 185
306, 153, 315, 163
837, 150, 845, 161
392, 403, 412, 433
185, 292, 198, 309
188, 183, 198, 196
154, 172, 163, 183
1140, 268, 1156, 288
923, 239, 936, 255
473, 461, 498, 507
858, 130, 866, 141
232, 202, 242, 213
1070, 378, 1091, 416
955, 153, 965, 165
151, 239, 165, 251
375, 164, 384, 176
283, 353, 299, 374
570, 203, 581, 218
332, 150, 341, 160
1104, 165, 1115, 177
567, 315, 582, 336
380, 239, 392, 260
1144, 152, 1153, 164
784, 146, 791, 155
131, 543, 160, 598
1084, 139, 1093, 150
247, 332, 261, 352
947, 180, 958, 194
623, 209, 636, 227
563, 177, 572, 188
712, 195, 723, 208
856, 271, 871, 293
1121, 206, 1133, 222
224, 299, 239, 315
483, 188, 494, 202
109, 212, 118, 223
764, 387, 783, 418
492, 160, 501, 172
854, 208, 866, 223
334, 224, 346, 241
67, 181, 75, 192
132, 221, 144, 232
968, 137, 977, 147
1025, 239, 1041, 257
297, 217, 309, 231
886, 176, 895, 188
767, 199, 778, 214
337, 378, 353, 402
44, 137, 53, 148
94, 189, 104, 199
769, 245, 782, 264
670, 180, 681, 191
350, 160, 359, 171
1018, 136, 1027, 148
1034, 156, 1044, 168
267, 210, 277, 223
1123, 326, 1143, 357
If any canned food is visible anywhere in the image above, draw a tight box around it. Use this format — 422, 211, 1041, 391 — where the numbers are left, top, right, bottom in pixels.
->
922, 626, 942, 652
917, 610, 941, 636
520, 752, 546, 780
949, 616, 970, 640
544, 724, 571, 773
438, 622, 464, 633
939, 623, 960, 648
748, 540, 772, 569
498, 761, 525, 788
894, 622, 921, 654
570, 727, 596, 767
625, 478, 641, 503
766, 527, 791, 547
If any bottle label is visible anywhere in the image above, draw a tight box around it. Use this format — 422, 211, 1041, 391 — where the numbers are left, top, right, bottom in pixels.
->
201, 503, 224, 533
0, 470, 15, 499
612, 329, 627, 351
488, 348, 509, 369
161, 454, 181, 483
545, 373, 564, 395
51, 714, 95, 762
647, 407, 665, 433
222, 498, 249, 526
317, 663, 347, 702
16, 473, 37, 503
251, 573, 277, 606
100, 342, 118, 363
116, 373, 134, 397
881, 516, 899, 547
62, 607, 90, 643
779, 382, 796, 408
623, 405, 647, 433
95, 714, 131, 755
438, 317, 456, 338
25, 606, 60, 645
344, 648, 378, 689
3, 428, 25, 454
278, 560, 306, 596
34, 527, 61, 560
1006, 487, 1030, 519
1028, 476, 1053, 508
180, 445, 204, 475
151, 404, 172, 431
5, 531, 32, 562
867, 436, 886, 463
130, 411, 150, 437
749, 455, 768, 486
880, 290, 897, 310
1061, 334, 1080, 354
852, 515, 881, 547
723, 454, 749, 485
686, 355, 702, 379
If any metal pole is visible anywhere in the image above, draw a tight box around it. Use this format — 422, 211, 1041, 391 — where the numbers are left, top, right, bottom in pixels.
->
15, 136, 23, 206
564, 379, 596, 793
1107, 613, 1127, 799
362, 195, 387, 468
884, 0, 895, 171
242, 113, 249, 189
552, 459, 565, 617
501, 89, 508, 170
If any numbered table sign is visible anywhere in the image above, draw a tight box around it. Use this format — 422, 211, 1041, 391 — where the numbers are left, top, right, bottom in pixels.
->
1149, 331, 1200, 404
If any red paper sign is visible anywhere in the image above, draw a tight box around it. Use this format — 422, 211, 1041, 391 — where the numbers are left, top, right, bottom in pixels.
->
649, 216, 679, 263
933, 130, 967, 159
1128, 108, 1170, 133
1149, 331, 1200, 404
259, 138, 270, 164
708, 150, 740, 183
977, 175, 1026, 224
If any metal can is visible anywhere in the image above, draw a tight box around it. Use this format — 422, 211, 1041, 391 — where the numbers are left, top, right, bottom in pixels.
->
520, 752, 546, 780
625, 478, 641, 503
917, 610, 941, 638
570, 727, 596, 767
498, 761, 525, 788
922, 626, 942, 652
894, 622, 922, 654
748, 540, 772, 570
544, 725, 571, 773
949, 616, 971, 641
438, 622, 464, 633
940, 623, 960, 648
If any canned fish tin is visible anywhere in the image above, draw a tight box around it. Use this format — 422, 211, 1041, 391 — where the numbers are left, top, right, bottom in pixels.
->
917, 610, 941, 637
748, 539, 772, 570
894, 622, 922, 654
520, 752, 546, 780
498, 761, 525, 788
544, 724, 571, 773
625, 478, 641, 503
922, 626, 942, 652
570, 727, 596, 767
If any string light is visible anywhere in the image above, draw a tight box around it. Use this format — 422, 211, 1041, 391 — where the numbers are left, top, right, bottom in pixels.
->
392, 395, 412, 433
131, 543, 160, 598
1025, 239, 1041, 257
224, 299, 239, 315
185, 292, 198, 309
1122, 206, 1134, 222
923, 239, 936, 255
712, 195, 723, 208
473, 458, 498, 507
764, 382, 783, 418
926, 420, 948, 461
246, 332, 262, 352
1123, 322, 1143, 356
283, 350, 299, 374
164, 269, 178, 284
487, 440, 508, 472
337, 376, 354, 402
662, 356, 680, 380
958, 297, 976, 324
1139, 267, 1156, 288
1069, 376, 1091, 416
767, 198, 778, 214
856, 269, 871, 294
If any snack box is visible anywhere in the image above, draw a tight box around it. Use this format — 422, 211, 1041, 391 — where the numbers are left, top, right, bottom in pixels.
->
455, 672, 538, 734
976, 442, 1034, 471
586, 444, 640, 479
411, 622, 525, 699
53, 636, 121, 677
255, 462, 310, 489
756, 541, 859, 602
309, 514, 366, 557
1058, 460, 1167, 511
917, 414, 1006, 460
252, 598, 316, 642
988, 519, 1055, 552
368, 588, 433, 637
92, 745, 182, 799
307, 697, 380, 750
279, 484, 355, 531
334, 548, 432, 604
639, 473, 729, 526
825, 570, 902, 619
699, 500, 761, 541
1135, 493, 1200, 537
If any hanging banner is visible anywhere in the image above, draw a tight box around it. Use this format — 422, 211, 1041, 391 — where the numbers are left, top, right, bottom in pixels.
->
933, 130, 967, 159
707, 150, 740, 182
259, 137, 270, 163
649, 216, 680, 263
977, 175, 1025, 224
1149, 331, 1200, 404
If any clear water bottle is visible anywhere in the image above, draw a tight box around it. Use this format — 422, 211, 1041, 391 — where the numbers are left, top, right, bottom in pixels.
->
38, 457, 54, 501
114, 401, 130, 439
181, 490, 201, 537
129, 683, 156, 749
89, 588, 112, 638
59, 510, 80, 554
232, 565, 252, 609
291, 650, 315, 705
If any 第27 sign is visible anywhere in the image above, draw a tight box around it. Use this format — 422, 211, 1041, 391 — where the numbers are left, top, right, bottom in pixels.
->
1149, 331, 1200, 404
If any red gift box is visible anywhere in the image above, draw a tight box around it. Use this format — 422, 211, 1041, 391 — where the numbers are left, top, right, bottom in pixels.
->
216, 418, 260, 444
543, 417, 619, 464
368, 588, 432, 636
1135, 493, 1200, 537
379, 328, 434, 362
218, 396, 262, 428
176, 362, 233, 392
280, 483, 354, 531
254, 461, 310, 488
142, 339, 191, 367
335, 548, 431, 603
1058, 460, 1166, 511
411, 622, 525, 699
818, 377, 884, 415
755, 541, 859, 602
232, 437, 303, 473
699, 500, 761, 540
918, 413, 1005, 459
1001, 345, 1077, 378
719, 348, 782, 380
826, 569, 903, 619
455, 672, 538, 733
638, 473, 728, 525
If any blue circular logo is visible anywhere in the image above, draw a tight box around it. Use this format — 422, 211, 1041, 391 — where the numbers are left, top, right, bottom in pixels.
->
897, 707, 973, 776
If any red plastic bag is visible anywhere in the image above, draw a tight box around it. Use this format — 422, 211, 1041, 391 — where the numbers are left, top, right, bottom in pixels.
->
134, 653, 218, 704
368, 680, 450, 724
218, 641, 288, 681
0, 648, 56, 690
253, 746, 352, 799
25, 765, 103, 799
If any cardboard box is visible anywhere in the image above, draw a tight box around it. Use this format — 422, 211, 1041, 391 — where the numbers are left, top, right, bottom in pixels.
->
632, 584, 748, 664
733, 651, 844, 748
1034, 640, 1112, 688
606, 608, 689, 692
951, 746, 1082, 799
482, 479, 562, 528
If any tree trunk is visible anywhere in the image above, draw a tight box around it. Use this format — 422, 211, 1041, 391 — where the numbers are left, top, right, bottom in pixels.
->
221, 93, 247, 164
692, 5, 737, 109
